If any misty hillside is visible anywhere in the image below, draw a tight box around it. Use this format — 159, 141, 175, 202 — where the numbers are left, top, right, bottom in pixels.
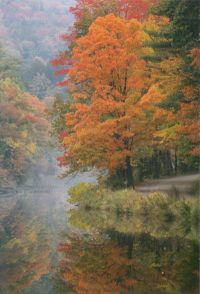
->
0, 0, 74, 97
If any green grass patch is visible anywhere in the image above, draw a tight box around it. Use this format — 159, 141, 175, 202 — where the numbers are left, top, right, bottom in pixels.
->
68, 182, 199, 228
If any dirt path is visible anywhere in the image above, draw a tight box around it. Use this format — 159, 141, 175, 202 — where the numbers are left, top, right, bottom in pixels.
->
136, 174, 199, 195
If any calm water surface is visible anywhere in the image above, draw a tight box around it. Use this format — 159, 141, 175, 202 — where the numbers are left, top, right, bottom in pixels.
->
0, 174, 198, 294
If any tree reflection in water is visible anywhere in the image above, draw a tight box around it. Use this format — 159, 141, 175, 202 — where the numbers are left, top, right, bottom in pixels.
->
0, 188, 198, 293
0, 198, 51, 294
58, 208, 199, 294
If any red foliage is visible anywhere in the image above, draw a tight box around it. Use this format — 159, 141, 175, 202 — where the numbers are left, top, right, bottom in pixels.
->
60, 130, 68, 138
69, 0, 157, 21
55, 68, 70, 76
58, 243, 71, 252
25, 113, 37, 123
57, 156, 67, 167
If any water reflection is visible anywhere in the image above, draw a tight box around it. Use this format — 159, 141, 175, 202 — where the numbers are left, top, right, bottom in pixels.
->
0, 197, 50, 293
0, 184, 199, 293
0, 173, 95, 294
58, 208, 199, 294
0, 178, 69, 294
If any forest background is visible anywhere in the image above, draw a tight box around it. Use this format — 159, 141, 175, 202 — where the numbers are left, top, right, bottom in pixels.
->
0, 0, 199, 188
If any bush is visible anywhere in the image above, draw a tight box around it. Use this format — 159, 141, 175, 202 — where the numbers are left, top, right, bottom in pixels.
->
67, 183, 199, 227
188, 180, 200, 196
68, 182, 98, 205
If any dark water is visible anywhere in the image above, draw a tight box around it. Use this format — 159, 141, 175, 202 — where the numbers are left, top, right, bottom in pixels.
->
0, 175, 199, 294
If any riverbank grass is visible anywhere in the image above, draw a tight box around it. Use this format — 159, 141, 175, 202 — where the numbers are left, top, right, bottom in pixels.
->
68, 182, 199, 226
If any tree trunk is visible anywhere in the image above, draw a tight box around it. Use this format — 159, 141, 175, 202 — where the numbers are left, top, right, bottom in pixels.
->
138, 159, 144, 182
175, 148, 178, 175
164, 151, 173, 176
153, 150, 161, 179
126, 156, 134, 188
127, 237, 134, 259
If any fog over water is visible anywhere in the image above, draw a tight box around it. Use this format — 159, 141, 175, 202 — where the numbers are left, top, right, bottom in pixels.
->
0, 168, 96, 293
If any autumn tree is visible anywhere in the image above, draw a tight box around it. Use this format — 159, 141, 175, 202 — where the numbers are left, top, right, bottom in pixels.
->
146, 0, 200, 171
0, 77, 49, 185
52, 0, 157, 71
52, 0, 179, 183
51, 0, 199, 183
69, 0, 157, 38
56, 14, 164, 187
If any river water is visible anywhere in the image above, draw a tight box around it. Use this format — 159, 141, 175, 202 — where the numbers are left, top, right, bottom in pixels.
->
0, 172, 198, 294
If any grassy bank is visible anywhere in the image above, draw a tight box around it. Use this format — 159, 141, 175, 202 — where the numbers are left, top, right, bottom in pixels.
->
68, 183, 199, 228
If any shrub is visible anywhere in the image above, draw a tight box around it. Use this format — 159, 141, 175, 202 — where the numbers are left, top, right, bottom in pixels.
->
67, 183, 199, 228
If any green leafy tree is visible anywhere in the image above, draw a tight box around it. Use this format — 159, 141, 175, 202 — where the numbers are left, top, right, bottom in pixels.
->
30, 73, 51, 99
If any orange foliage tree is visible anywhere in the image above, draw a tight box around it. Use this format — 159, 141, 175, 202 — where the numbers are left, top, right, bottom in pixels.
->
51, 0, 199, 182
52, 0, 157, 70
0, 78, 49, 185
57, 14, 164, 187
